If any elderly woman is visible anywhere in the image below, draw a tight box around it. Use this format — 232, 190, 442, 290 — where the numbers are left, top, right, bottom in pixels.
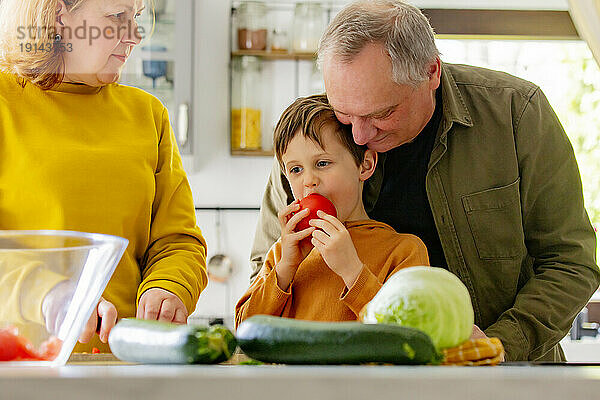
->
0, 0, 207, 353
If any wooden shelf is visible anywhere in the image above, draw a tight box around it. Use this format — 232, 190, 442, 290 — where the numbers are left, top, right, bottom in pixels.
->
231, 50, 316, 60
231, 149, 274, 157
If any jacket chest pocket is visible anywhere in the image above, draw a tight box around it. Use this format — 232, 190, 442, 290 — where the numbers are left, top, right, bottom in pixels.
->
461, 178, 525, 259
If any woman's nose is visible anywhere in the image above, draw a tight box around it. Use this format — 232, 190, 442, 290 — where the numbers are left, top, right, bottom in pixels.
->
122, 20, 142, 45
351, 117, 378, 146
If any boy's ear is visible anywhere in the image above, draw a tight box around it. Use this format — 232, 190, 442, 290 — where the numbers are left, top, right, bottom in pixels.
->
359, 150, 377, 182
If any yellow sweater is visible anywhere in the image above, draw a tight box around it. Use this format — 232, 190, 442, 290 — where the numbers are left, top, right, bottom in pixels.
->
0, 72, 207, 352
235, 220, 429, 327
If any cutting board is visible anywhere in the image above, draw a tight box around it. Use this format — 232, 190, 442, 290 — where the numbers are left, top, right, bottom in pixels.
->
67, 353, 129, 365
66, 352, 253, 365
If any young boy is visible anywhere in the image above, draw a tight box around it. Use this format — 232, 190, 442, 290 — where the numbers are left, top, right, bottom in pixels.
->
235, 94, 429, 327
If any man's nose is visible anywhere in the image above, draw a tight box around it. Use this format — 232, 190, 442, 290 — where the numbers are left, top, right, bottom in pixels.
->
351, 117, 378, 146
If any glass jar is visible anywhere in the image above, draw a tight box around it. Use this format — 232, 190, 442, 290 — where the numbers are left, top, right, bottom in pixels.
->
236, 1, 268, 51
292, 3, 325, 54
231, 56, 262, 150
270, 28, 289, 53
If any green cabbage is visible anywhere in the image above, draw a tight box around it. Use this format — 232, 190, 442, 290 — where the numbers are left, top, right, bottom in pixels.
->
361, 266, 474, 350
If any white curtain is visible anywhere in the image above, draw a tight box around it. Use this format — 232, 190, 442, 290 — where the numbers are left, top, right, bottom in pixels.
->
569, 0, 600, 67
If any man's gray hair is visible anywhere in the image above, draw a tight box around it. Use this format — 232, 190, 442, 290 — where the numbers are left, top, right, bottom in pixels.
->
318, 0, 440, 86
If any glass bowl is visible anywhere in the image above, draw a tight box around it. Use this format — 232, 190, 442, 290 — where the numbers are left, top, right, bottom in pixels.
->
0, 230, 128, 366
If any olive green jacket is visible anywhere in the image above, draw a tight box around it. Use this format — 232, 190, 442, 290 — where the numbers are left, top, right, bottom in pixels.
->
249, 63, 599, 361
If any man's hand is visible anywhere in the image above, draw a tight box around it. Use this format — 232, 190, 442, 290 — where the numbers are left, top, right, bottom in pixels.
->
470, 324, 488, 339
470, 324, 505, 362
309, 210, 364, 288
275, 200, 316, 290
79, 297, 117, 343
137, 288, 188, 324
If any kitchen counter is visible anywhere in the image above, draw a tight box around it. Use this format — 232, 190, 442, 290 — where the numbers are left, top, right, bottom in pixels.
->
2, 363, 600, 400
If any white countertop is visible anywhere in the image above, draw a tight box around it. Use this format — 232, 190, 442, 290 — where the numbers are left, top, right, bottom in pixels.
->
2, 364, 600, 400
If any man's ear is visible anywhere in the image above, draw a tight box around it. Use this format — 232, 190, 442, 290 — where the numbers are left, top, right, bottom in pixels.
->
427, 57, 442, 91
359, 149, 377, 182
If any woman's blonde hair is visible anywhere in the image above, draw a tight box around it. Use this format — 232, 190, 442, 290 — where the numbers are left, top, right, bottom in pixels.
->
0, 0, 87, 89
0, 0, 155, 90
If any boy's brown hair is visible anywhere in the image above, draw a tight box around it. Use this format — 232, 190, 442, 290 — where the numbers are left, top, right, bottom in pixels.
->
273, 94, 367, 169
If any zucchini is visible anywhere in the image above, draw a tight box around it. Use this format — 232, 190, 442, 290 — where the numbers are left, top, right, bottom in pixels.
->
108, 318, 237, 364
236, 315, 442, 365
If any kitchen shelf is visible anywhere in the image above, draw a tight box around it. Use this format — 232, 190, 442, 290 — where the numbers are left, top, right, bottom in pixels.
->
231, 50, 316, 60
231, 149, 274, 157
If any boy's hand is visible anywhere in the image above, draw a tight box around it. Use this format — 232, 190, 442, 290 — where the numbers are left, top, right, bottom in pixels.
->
79, 297, 117, 344
310, 210, 364, 288
276, 200, 316, 290
137, 288, 188, 324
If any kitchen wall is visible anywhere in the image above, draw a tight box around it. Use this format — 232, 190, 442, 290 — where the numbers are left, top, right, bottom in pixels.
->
190, 209, 259, 326
184, 0, 266, 323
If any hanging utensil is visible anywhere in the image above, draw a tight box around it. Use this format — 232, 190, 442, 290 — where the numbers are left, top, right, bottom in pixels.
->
207, 209, 233, 283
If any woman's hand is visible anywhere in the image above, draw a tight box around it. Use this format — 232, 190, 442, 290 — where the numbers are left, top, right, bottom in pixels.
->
137, 288, 188, 324
309, 210, 364, 288
79, 297, 117, 344
43, 282, 117, 344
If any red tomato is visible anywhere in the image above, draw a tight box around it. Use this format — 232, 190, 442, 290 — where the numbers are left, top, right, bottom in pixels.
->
293, 194, 337, 248
294, 193, 337, 231
92, 347, 100, 354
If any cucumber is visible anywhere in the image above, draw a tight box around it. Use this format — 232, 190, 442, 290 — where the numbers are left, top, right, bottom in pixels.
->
236, 315, 442, 365
108, 318, 237, 364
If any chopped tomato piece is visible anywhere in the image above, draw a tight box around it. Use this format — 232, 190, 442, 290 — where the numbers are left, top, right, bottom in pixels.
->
0, 330, 20, 361
0, 328, 43, 361
92, 347, 100, 354
38, 336, 63, 361
1, 328, 63, 361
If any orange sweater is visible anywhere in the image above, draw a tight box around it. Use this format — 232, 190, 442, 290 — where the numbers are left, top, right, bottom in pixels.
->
235, 220, 429, 327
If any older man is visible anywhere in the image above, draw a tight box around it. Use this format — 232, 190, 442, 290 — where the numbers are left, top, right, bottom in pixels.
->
250, 0, 599, 361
